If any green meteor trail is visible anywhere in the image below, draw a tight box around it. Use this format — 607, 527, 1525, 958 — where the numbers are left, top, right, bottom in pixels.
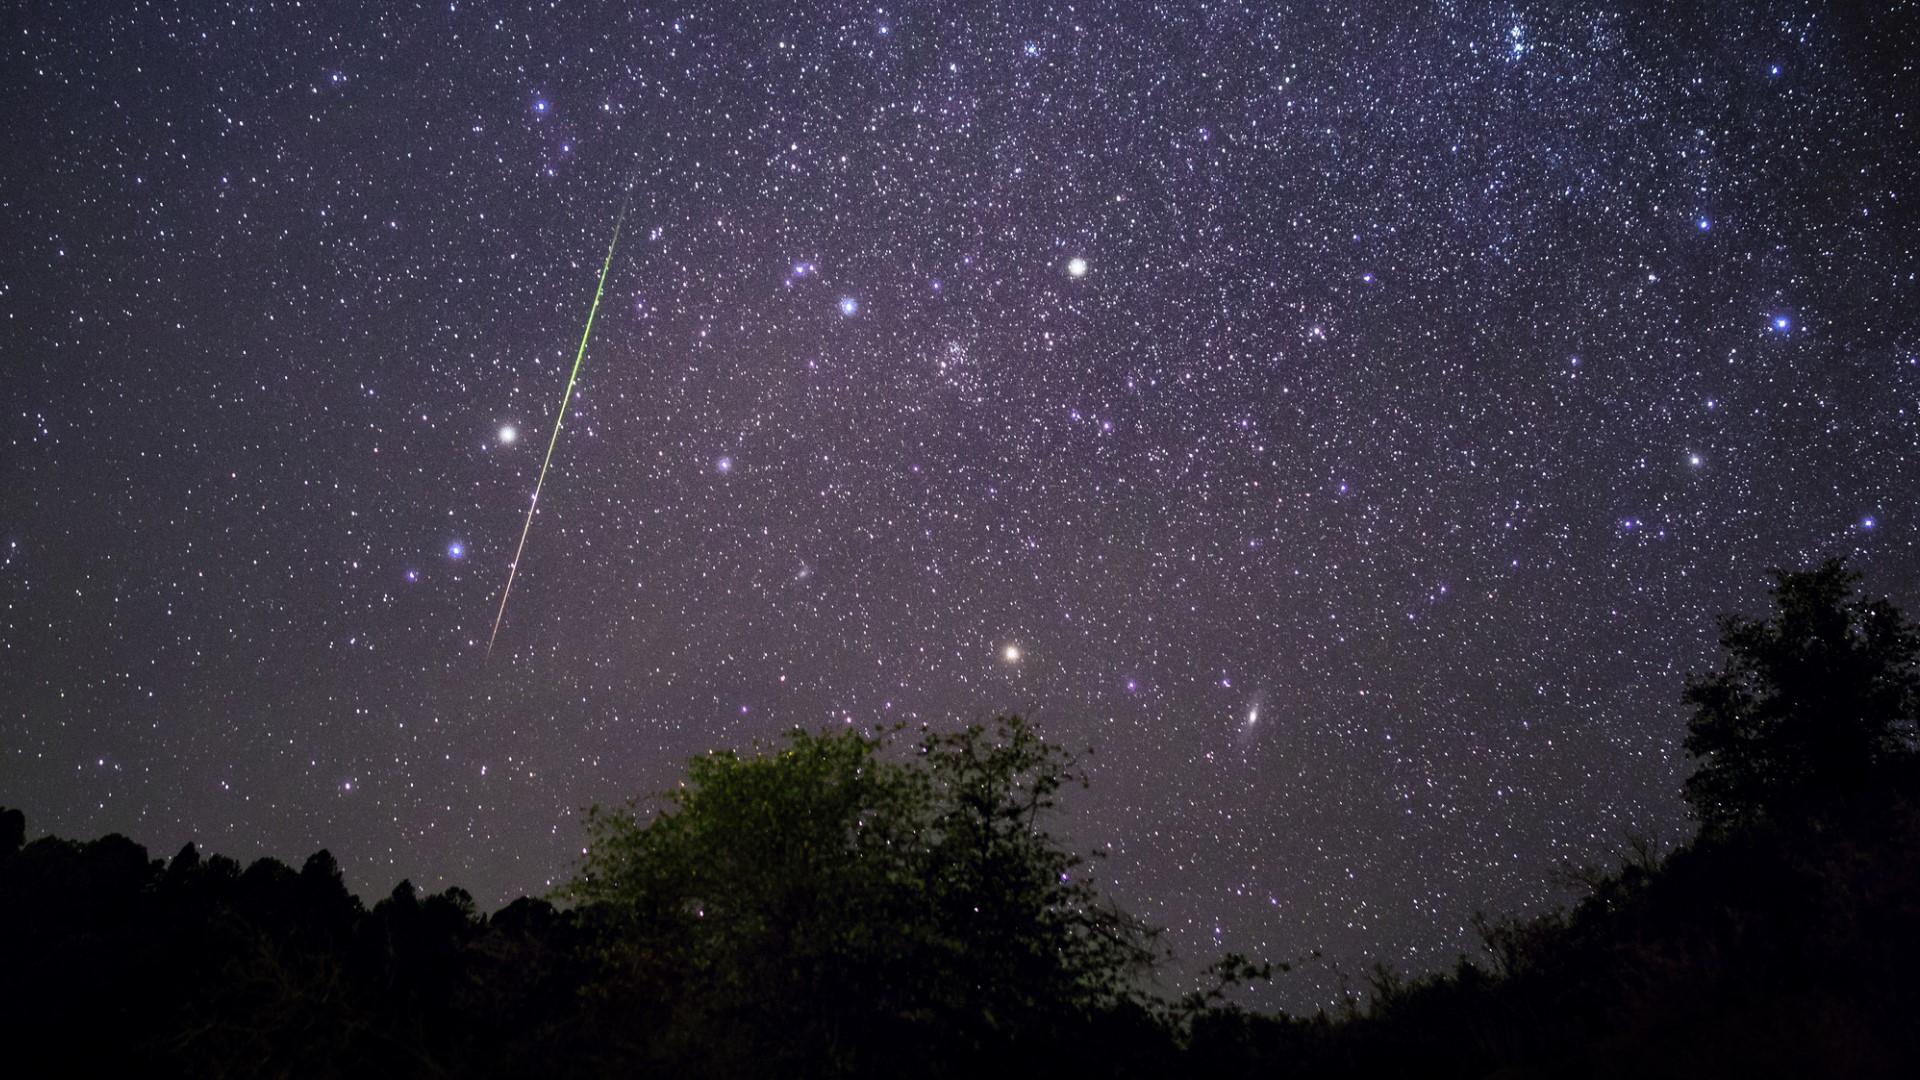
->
487, 201, 627, 658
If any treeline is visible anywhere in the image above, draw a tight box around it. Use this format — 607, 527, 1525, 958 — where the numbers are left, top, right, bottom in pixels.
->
0, 721, 1173, 1078
3, 560, 1918, 1077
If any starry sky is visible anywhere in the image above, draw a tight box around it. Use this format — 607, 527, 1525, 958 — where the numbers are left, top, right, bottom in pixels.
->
4, 1, 1917, 1008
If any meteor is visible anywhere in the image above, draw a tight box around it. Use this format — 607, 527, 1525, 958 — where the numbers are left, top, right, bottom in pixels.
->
486, 198, 627, 658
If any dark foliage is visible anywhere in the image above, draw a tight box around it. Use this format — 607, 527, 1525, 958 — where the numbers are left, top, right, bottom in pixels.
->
4, 573, 1920, 1077
559, 716, 1169, 1078
0, 819, 559, 1079
1683, 559, 1920, 836
0, 719, 1177, 1079
1179, 797, 1920, 1079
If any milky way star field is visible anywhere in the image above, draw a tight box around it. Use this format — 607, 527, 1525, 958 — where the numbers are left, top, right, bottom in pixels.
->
3, 2, 1917, 1009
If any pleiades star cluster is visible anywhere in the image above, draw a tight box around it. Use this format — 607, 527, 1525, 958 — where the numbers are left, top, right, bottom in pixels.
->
3, 1, 1916, 1008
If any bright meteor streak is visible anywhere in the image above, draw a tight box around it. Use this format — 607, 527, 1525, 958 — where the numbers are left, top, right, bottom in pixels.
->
487, 201, 627, 658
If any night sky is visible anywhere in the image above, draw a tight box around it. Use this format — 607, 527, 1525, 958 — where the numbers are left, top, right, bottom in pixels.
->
4, 1, 1917, 1008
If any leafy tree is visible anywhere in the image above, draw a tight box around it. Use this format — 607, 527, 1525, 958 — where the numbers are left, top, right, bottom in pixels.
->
1684, 559, 1920, 835
910, 717, 1163, 1024
562, 716, 1162, 1077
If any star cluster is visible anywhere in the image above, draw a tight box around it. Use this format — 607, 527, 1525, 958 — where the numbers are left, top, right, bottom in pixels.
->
3, 1, 1917, 1008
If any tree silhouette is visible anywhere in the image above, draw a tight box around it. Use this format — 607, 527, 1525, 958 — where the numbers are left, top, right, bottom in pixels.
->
562, 716, 1162, 1077
1684, 559, 1920, 835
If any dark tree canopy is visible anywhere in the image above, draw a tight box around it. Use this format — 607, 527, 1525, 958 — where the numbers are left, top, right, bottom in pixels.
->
561, 716, 1162, 1077
1684, 559, 1920, 835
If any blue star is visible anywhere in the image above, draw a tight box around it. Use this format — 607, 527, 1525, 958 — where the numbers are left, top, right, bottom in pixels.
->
448, 542, 465, 559
839, 296, 859, 316
1696, 216, 1711, 231
1771, 316, 1791, 332
533, 98, 549, 114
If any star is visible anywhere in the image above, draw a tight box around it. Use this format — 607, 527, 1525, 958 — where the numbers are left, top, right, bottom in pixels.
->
1066, 257, 1088, 278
